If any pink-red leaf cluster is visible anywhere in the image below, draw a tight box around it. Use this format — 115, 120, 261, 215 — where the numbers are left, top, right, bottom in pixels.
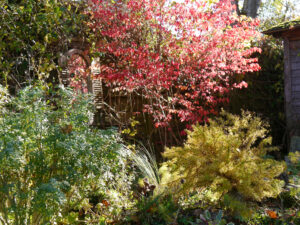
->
87, 0, 261, 126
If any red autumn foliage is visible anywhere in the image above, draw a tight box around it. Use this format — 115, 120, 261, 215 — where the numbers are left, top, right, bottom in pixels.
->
68, 54, 90, 93
87, 0, 261, 127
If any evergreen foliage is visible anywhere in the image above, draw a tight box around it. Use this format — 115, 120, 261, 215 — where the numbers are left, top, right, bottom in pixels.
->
160, 111, 286, 203
0, 84, 134, 224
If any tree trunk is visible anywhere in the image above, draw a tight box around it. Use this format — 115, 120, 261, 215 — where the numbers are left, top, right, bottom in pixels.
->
241, 0, 261, 18
233, 0, 240, 15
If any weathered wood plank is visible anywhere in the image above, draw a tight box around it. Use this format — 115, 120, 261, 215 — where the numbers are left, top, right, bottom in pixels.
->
285, 38, 292, 102
285, 38, 297, 140
291, 55, 300, 63
284, 30, 300, 41
293, 106, 300, 114
290, 50, 300, 57
291, 69, 300, 78
292, 100, 300, 106
292, 98, 300, 103
290, 49, 300, 57
290, 40, 300, 49
292, 104, 300, 112
292, 76, 300, 85
291, 62, 300, 70
292, 91, 300, 98
292, 84, 300, 92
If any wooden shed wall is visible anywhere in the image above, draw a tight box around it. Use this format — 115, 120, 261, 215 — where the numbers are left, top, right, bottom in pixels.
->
291, 40, 300, 99
285, 39, 300, 135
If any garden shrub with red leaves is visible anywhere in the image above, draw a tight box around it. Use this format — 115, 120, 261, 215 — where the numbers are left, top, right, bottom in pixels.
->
87, 0, 261, 128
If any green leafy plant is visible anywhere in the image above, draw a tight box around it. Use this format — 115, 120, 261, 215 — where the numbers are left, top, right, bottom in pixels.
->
160, 110, 286, 218
250, 209, 300, 225
128, 194, 179, 225
247, 151, 300, 225
197, 209, 232, 225
283, 151, 300, 209
0, 84, 134, 224
0, 0, 91, 90
0, 85, 9, 113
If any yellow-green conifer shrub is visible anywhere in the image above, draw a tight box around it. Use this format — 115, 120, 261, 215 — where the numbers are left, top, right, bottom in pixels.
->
160, 110, 286, 203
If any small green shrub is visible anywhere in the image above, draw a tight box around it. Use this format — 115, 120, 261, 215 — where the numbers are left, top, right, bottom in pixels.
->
279, 151, 300, 210
250, 209, 300, 225
0, 85, 9, 112
0, 84, 134, 224
247, 151, 300, 225
287, 151, 300, 206
160, 110, 286, 216
127, 194, 179, 225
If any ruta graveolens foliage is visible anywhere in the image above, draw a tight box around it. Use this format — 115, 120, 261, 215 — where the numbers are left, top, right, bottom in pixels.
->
160, 111, 286, 210
0, 85, 134, 224
88, 0, 261, 127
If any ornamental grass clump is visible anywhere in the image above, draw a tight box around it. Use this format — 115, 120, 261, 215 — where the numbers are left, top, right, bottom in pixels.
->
160, 110, 286, 204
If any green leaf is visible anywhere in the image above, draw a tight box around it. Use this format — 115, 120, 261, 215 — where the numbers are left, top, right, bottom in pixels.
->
215, 210, 223, 223
204, 210, 211, 220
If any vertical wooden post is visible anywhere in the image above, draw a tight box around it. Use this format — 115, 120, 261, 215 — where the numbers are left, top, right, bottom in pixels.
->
91, 58, 105, 128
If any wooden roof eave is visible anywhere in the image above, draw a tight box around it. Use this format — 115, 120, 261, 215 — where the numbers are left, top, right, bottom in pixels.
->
263, 25, 300, 38
262, 18, 300, 38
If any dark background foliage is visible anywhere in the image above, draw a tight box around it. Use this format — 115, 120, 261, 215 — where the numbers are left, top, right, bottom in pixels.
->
227, 37, 286, 154
0, 0, 90, 93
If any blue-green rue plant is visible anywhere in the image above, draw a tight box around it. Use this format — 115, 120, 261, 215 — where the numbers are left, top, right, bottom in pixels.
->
0, 84, 134, 224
